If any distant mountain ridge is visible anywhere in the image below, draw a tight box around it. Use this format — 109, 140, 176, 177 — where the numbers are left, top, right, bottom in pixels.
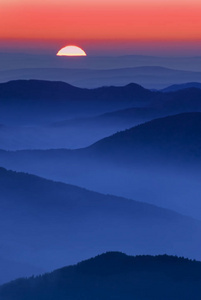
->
161, 82, 201, 92
1, 79, 201, 126
1, 65, 201, 89
0, 80, 152, 102
1, 252, 201, 300
1, 53, 201, 72
0, 80, 156, 124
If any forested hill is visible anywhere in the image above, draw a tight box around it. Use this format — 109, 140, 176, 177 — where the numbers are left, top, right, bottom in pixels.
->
1, 252, 201, 300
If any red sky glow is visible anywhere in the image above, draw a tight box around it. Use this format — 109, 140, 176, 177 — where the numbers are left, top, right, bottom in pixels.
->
1, 0, 201, 54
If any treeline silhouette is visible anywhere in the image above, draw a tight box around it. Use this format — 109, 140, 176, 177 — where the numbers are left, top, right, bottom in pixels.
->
1, 252, 201, 300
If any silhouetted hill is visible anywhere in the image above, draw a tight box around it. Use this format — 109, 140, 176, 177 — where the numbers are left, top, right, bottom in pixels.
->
1, 78, 201, 149
162, 82, 201, 92
50, 107, 201, 151
0, 80, 156, 124
0, 80, 152, 104
0, 167, 201, 283
88, 112, 201, 164
1, 252, 201, 300
1, 99, 201, 150
0, 113, 201, 217
1, 80, 201, 126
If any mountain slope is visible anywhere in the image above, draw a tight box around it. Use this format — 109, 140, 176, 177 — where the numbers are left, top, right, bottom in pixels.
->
0, 167, 201, 283
1, 113, 201, 173
0, 113, 200, 217
88, 112, 201, 164
1, 252, 201, 300
162, 82, 201, 92
1, 112, 201, 163
1, 97, 201, 150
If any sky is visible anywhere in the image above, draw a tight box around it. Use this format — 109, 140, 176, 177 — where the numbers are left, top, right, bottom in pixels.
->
1, 0, 201, 55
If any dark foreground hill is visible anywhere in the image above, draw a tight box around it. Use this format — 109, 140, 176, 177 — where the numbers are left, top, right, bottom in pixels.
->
0, 167, 201, 283
1, 252, 201, 300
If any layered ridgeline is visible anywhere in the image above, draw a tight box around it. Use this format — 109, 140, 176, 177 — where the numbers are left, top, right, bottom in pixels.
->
1, 65, 201, 89
0, 107, 163, 151
0, 113, 201, 217
1, 80, 201, 123
0, 80, 201, 149
1, 112, 201, 164
1, 53, 201, 72
88, 112, 201, 164
0, 80, 154, 124
1, 252, 201, 300
0, 167, 201, 283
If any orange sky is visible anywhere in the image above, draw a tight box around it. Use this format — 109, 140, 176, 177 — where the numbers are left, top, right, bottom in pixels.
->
1, 0, 201, 54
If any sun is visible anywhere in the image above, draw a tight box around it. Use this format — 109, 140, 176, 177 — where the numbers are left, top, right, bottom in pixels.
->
57, 45, 87, 57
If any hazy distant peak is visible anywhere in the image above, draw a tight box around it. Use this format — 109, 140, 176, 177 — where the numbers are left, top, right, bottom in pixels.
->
124, 82, 145, 89
0, 79, 78, 90
162, 82, 201, 93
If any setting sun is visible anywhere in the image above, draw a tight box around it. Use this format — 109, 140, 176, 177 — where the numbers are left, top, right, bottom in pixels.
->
57, 45, 87, 56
